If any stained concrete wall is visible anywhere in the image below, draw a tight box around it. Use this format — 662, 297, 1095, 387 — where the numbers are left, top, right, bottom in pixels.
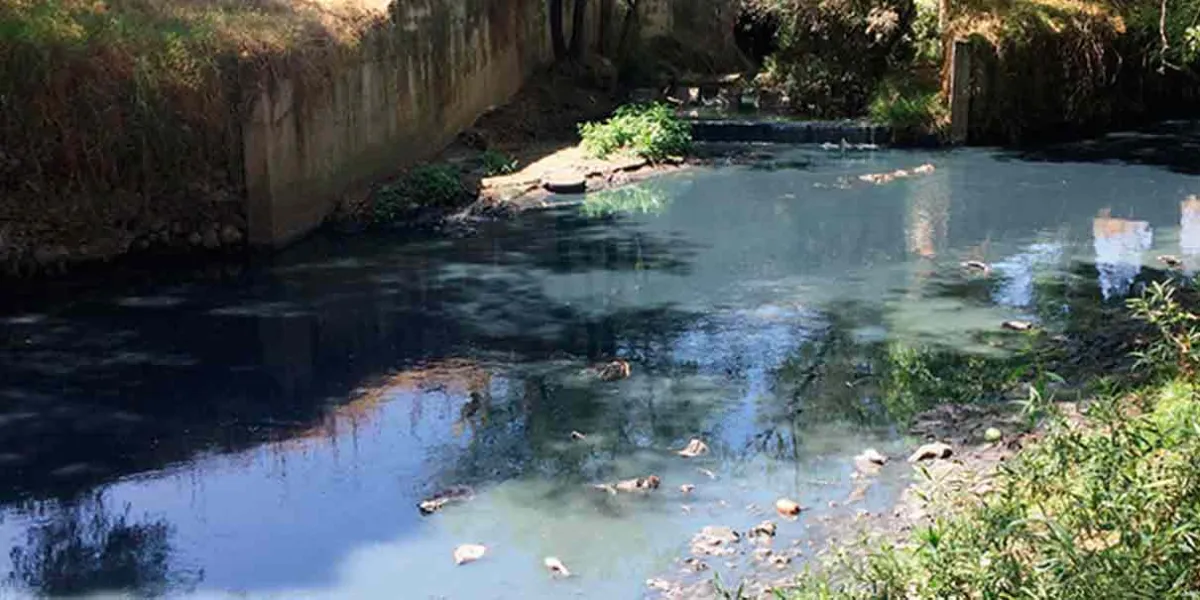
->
243, 0, 732, 247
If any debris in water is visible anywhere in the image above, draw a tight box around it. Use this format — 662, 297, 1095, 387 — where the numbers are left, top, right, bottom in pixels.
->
697, 468, 717, 480
646, 578, 673, 592
750, 520, 778, 539
908, 442, 954, 463
680, 484, 696, 494
570, 430, 587, 441
1001, 320, 1035, 332
961, 260, 991, 275
614, 475, 661, 493
775, 498, 804, 518
846, 483, 870, 505
677, 438, 710, 458
594, 360, 632, 381
682, 557, 709, 572
418, 485, 475, 515
453, 544, 487, 565
985, 427, 1003, 442
544, 556, 571, 577
913, 163, 936, 174
1158, 255, 1184, 269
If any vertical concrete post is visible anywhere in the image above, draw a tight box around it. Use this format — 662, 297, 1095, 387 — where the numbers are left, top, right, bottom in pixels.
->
949, 39, 972, 145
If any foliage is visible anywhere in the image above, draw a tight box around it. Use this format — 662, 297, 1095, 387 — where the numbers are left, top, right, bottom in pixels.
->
785, 282, 1200, 599
745, 0, 918, 117
1128, 279, 1200, 378
868, 78, 947, 139
372, 165, 467, 224
881, 343, 1022, 423
480, 150, 519, 177
578, 103, 692, 162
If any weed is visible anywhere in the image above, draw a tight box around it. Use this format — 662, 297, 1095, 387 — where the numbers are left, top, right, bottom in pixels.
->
372, 165, 466, 224
578, 103, 692, 162
480, 150, 518, 177
868, 79, 947, 140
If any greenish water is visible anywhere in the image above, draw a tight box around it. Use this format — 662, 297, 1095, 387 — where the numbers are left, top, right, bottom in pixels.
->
0, 125, 1197, 599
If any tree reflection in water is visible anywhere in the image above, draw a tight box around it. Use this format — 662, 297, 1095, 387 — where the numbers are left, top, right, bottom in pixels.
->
6, 494, 201, 597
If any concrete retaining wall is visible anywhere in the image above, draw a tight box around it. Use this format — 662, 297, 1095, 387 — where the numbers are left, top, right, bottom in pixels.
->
244, 0, 735, 248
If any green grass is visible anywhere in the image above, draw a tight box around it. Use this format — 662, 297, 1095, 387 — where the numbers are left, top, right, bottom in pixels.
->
781, 280, 1200, 599
579, 103, 692, 163
868, 79, 947, 140
372, 164, 468, 224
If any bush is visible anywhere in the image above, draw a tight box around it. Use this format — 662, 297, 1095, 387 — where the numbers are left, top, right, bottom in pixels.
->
868, 78, 947, 140
785, 282, 1200, 599
578, 103, 692, 162
745, 0, 918, 117
480, 150, 518, 176
372, 165, 467, 224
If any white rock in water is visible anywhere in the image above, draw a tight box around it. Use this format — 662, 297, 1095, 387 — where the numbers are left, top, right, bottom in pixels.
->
453, 544, 487, 565
544, 556, 571, 577
856, 448, 888, 466
907, 442, 954, 463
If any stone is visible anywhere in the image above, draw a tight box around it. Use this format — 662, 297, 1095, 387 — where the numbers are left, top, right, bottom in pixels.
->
961, 260, 991, 274
691, 526, 740, 556
1158, 254, 1184, 269
677, 438, 710, 458
775, 498, 804, 517
680, 484, 696, 494
682, 557, 709, 572
907, 442, 954, 463
614, 475, 661, 493
453, 544, 487, 565
544, 556, 571, 577
856, 448, 888, 466
594, 360, 631, 381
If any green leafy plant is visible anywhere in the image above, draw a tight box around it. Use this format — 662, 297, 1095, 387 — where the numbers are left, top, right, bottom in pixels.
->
578, 103, 692, 162
371, 164, 466, 224
868, 79, 947, 140
1128, 280, 1200, 378
480, 149, 518, 176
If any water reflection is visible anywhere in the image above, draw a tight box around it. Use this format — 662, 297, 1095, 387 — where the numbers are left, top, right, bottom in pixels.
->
1181, 195, 1200, 263
1093, 209, 1152, 300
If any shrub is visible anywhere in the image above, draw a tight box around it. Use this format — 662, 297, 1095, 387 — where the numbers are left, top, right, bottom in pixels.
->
371, 165, 466, 224
578, 103, 692, 162
868, 78, 947, 140
745, 0, 918, 117
480, 150, 518, 177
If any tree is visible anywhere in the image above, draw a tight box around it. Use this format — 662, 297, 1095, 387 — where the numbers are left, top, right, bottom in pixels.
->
550, 0, 568, 59
569, 0, 590, 59
549, 0, 593, 60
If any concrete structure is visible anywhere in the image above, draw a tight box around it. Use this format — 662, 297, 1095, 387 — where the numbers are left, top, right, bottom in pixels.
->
242, 0, 735, 247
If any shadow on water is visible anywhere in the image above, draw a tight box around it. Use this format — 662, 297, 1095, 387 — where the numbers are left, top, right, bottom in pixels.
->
999, 120, 1200, 175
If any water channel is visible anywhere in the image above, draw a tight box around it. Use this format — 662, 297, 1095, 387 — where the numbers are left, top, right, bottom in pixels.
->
0, 123, 1197, 598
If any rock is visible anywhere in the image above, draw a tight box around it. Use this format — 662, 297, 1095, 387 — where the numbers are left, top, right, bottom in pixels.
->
1001, 320, 1036, 332
677, 438, 710, 458
594, 360, 631, 381
769, 554, 792, 569
682, 557, 709, 572
570, 430, 587, 441
679, 484, 696, 494
854, 457, 883, 476
646, 578, 673, 592
453, 544, 487, 565
697, 468, 717, 480
202, 229, 221, 250
913, 163, 936, 174
220, 224, 244, 246
985, 427, 1003, 442
187, 232, 203, 247
856, 448, 888, 466
544, 556, 571, 578
775, 498, 804, 518
907, 442, 954, 463
542, 171, 587, 194
752, 547, 773, 562
846, 483, 870, 505
1158, 254, 1184, 269
418, 485, 475, 515
749, 520, 777, 539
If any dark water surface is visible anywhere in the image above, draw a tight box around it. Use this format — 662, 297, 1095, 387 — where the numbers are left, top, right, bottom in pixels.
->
1, 126, 1198, 599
